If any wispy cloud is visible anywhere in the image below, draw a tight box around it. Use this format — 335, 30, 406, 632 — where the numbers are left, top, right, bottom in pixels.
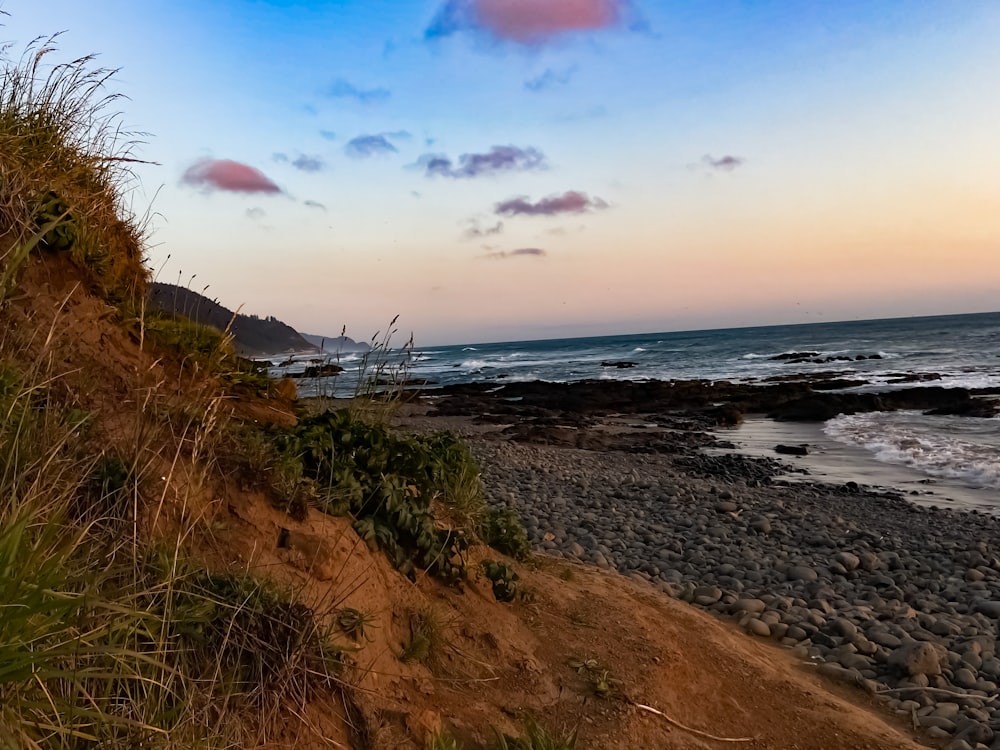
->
525, 66, 577, 92
292, 154, 326, 172
181, 159, 282, 194
246, 207, 266, 219
483, 247, 547, 259
303, 200, 327, 211
463, 219, 504, 239
495, 191, 607, 217
327, 78, 390, 104
702, 154, 746, 172
319, 130, 337, 141
420, 145, 545, 178
427, 0, 631, 44
345, 134, 400, 159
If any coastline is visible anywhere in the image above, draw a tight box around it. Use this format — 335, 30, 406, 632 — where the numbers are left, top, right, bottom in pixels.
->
713, 416, 999, 513
394, 381, 1000, 748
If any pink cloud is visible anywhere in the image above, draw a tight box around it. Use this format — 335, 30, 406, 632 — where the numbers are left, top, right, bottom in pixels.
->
181, 159, 282, 194
475, 0, 621, 41
427, 0, 628, 43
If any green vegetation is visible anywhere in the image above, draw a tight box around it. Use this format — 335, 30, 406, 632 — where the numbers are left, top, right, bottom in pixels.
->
569, 657, 615, 698
272, 409, 480, 582
481, 507, 532, 561
335, 607, 377, 642
481, 559, 520, 603
495, 717, 579, 750
0, 26, 548, 748
0, 35, 350, 747
400, 607, 449, 666
0, 34, 148, 309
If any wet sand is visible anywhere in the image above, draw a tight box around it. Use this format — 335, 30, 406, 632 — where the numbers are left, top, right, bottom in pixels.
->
715, 417, 999, 514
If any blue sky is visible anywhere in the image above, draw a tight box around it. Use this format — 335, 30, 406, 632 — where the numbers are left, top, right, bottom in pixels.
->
3, 1, 999, 345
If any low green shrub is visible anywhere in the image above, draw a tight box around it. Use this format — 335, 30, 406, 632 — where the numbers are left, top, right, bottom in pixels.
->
481, 559, 519, 603
495, 717, 578, 750
272, 410, 477, 582
481, 507, 532, 560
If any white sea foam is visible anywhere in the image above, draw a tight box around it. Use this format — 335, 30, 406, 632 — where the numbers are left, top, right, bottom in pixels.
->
632, 347, 647, 353
462, 347, 478, 351
825, 411, 1000, 489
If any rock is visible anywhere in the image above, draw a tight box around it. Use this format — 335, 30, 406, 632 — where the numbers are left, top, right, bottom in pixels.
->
952, 667, 978, 689
730, 598, 767, 615
714, 501, 738, 513
693, 586, 723, 606
785, 565, 819, 583
747, 619, 771, 637
833, 551, 860, 571
818, 662, 863, 686
830, 618, 858, 638
918, 714, 956, 732
774, 444, 809, 456
750, 517, 772, 534
974, 601, 1000, 618
889, 641, 948, 677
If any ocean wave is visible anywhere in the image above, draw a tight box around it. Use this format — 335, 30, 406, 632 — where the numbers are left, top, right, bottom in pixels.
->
632, 347, 647, 353
825, 411, 1000, 489
462, 347, 478, 351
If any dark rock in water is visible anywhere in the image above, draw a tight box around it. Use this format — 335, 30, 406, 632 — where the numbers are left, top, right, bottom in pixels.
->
600, 361, 637, 368
287, 363, 345, 378
304, 363, 345, 378
775, 444, 809, 456
771, 351, 820, 361
811, 378, 870, 390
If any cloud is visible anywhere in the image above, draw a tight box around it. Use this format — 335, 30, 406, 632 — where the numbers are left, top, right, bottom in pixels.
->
495, 190, 607, 217
463, 219, 504, 239
181, 159, 282, 194
427, 0, 629, 44
245, 207, 266, 219
345, 134, 399, 159
703, 154, 745, 172
421, 145, 545, 178
327, 78, 390, 104
525, 66, 577, 92
319, 130, 337, 141
292, 154, 326, 172
272, 152, 289, 163
483, 247, 547, 259
303, 200, 327, 211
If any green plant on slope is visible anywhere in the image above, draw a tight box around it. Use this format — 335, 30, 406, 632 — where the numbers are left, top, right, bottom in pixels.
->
0, 35, 149, 309
494, 717, 578, 750
335, 607, 377, 642
481, 507, 532, 561
426, 731, 464, 750
481, 560, 520, 603
272, 409, 481, 582
400, 607, 449, 666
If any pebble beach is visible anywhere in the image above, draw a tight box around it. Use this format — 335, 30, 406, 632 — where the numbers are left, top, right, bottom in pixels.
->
404, 381, 1000, 750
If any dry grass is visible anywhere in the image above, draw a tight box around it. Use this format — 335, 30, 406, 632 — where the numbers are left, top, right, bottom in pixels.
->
0, 33, 149, 308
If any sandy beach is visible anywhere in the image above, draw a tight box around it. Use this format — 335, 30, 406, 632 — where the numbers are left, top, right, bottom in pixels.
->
397, 385, 1000, 749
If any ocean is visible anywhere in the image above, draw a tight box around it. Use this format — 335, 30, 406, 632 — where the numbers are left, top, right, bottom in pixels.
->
267, 311, 1000, 498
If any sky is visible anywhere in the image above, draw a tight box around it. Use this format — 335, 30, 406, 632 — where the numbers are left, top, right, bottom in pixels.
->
3, 1, 1000, 345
